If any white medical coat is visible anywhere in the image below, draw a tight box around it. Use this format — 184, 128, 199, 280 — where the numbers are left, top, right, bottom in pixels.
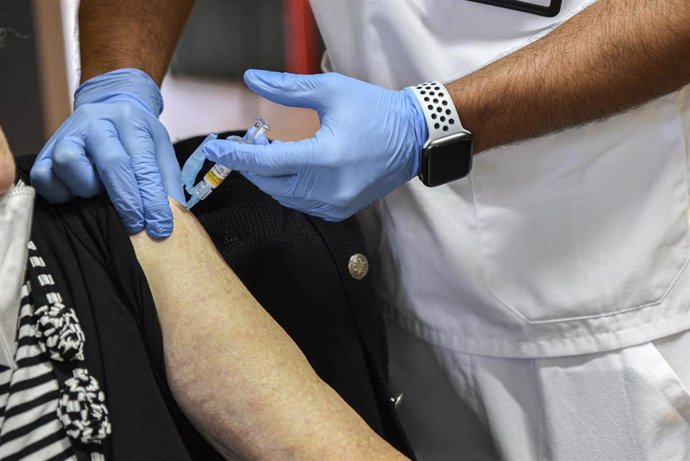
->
309, 0, 690, 358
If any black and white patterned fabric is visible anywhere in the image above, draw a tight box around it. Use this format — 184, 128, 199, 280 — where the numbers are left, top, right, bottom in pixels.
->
0, 240, 111, 460
58, 368, 110, 445
35, 302, 85, 363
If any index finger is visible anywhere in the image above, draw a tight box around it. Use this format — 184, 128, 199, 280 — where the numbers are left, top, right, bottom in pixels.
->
202, 137, 316, 177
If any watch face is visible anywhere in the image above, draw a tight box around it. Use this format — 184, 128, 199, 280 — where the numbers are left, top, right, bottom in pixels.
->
420, 132, 473, 187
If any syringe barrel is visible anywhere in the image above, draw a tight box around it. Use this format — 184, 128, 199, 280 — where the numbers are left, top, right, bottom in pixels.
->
192, 163, 231, 201
186, 116, 270, 209
203, 164, 232, 188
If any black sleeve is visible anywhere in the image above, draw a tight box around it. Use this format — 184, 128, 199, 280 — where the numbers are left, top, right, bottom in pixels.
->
18, 145, 415, 459
15, 154, 223, 461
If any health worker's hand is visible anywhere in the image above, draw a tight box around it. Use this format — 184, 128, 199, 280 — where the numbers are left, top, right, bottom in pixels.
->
30, 68, 183, 238
202, 70, 428, 221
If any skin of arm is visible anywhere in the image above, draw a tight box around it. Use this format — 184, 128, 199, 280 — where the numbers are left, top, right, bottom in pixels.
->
129, 199, 406, 460
450, 0, 690, 153
79, 0, 195, 85
0, 128, 14, 195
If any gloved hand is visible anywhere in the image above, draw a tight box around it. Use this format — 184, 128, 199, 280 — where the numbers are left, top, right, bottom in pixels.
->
202, 70, 428, 221
30, 68, 183, 238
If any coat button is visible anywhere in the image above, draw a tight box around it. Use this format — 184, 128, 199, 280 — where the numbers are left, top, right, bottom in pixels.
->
348, 253, 369, 280
390, 393, 404, 408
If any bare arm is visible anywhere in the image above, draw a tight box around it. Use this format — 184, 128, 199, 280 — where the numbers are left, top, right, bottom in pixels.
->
129, 200, 406, 460
450, 0, 690, 153
79, 0, 194, 84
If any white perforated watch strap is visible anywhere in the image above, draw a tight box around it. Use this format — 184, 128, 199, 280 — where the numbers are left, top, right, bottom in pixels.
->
408, 81, 468, 145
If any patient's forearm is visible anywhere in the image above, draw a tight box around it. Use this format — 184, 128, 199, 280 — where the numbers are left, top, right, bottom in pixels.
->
130, 199, 405, 460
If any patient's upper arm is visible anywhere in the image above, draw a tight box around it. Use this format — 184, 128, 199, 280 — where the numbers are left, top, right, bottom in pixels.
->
129, 199, 405, 460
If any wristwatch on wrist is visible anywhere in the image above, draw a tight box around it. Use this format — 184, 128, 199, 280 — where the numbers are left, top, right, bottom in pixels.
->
408, 81, 473, 187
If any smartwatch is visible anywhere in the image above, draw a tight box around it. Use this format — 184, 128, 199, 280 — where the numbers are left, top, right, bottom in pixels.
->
408, 81, 473, 187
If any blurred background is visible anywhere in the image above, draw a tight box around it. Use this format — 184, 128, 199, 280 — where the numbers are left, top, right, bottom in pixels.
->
0, 0, 323, 157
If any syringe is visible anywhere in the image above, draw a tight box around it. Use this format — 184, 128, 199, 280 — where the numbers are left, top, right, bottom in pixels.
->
186, 117, 271, 209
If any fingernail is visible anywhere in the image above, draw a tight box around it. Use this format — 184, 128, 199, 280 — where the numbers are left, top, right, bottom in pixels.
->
244, 69, 276, 86
244, 69, 262, 80
146, 220, 173, 239
124, 220, 145, 235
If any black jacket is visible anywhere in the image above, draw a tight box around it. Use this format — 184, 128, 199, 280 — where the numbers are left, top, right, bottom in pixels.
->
16, 137, 412, 459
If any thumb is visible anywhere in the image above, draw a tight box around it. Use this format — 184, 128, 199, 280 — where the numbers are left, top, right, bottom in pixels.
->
244, 69, 326, 111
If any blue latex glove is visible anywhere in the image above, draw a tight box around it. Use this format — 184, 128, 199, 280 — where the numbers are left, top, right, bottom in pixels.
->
202, 70, 428, 221
30, 68, 183, 238
181, 133, 218, 193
